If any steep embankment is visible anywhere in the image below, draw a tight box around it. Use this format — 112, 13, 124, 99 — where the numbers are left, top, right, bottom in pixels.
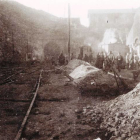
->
0, 1, 88, 62
81, 81, 140, 140
0, 1, 67, 61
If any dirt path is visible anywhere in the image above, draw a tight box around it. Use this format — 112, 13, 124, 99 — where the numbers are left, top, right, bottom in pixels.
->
23, 70, 109, 140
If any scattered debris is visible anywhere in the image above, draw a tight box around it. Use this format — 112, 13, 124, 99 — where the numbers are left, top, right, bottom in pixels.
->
66, 59, 132, 95
81, 82, 140, 139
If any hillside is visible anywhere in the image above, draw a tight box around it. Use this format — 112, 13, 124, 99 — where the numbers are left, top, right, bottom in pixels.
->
0, 1, 87, 62
0, 1, 68, 62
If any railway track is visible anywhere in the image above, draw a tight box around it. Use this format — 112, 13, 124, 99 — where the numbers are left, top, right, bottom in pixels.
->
14, 69, 43, 140
0, 64, 44, 140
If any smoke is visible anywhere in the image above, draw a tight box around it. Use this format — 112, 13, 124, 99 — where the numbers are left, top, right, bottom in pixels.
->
127, 8, 140, 46
101, 28, 120, 45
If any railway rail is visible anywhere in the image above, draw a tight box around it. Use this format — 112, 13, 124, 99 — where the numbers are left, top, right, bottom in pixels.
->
0, 64, 44, 140
14, 69, 43, 140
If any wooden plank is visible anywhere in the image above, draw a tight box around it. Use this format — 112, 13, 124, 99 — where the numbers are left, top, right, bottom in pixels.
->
14, 69, 43, 140
108, 72, 133, 80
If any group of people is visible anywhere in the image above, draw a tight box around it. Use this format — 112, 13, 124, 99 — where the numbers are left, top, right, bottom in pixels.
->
95, 51, 140, 72
126, 52, 140, 70
53, 51, 140, 73
95, 51, 121, 72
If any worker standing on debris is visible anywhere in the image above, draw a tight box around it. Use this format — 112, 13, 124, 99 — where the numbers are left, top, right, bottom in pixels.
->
116, 52, 123, 72
59, 52, 65, 65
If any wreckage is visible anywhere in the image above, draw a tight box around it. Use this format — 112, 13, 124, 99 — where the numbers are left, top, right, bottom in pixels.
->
65, 59, 133, 95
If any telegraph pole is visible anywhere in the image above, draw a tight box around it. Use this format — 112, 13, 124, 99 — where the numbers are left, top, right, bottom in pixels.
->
68, 3, 71, 61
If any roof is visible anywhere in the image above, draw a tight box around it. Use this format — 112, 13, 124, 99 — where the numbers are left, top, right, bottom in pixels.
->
88, 9, 136, 16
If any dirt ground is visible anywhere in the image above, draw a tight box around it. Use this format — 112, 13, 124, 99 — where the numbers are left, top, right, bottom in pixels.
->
0, 63, 139, 140
23, 67, 112, 140
0, 64, 41, 140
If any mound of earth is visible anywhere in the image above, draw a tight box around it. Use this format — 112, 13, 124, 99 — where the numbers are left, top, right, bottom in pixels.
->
65, 59, 90, 74
80, 82, 140, 140
67, 59, 129, 94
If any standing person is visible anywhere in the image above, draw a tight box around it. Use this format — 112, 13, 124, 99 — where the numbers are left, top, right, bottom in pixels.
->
125, 53, 130, 69
134, 53, 139, 70
71, 53, 74, 60
59, 52, 65, 66
95, 52, 100, 68
51, 56, 55, 66
99, 52, 104, 69
84, 54, 89, 62
107, 51, 115, 72
129, 52, 134, 69
103, 52, 110, 73
108, 51, 115, 64
89, 53, 93, 64
116, 52, 123, 72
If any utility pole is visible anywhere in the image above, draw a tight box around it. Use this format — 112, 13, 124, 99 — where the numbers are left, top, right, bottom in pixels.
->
26, 37, 29, 61
68, 3, 71, 61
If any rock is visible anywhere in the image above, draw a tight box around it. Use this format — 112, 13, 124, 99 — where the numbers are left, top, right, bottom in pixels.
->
21, 138, 28, 140
109, 136, 118, 140
93, 138, 101, 140
75, 124, 94, 136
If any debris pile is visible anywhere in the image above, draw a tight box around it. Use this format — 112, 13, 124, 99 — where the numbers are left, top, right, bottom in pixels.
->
65, 59, 90, 74
66, 59, 124, 94
81, 82, 140, 140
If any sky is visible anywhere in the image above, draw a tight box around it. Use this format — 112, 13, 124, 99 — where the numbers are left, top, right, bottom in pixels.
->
13, 0, 140, 26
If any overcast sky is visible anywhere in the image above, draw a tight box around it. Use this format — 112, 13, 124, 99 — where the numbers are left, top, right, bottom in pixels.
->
14, 0, 140, 26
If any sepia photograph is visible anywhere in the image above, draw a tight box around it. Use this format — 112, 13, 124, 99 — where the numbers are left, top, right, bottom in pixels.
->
0, 0, 140, 139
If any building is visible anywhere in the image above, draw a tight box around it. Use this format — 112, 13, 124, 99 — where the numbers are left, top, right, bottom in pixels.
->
126, 8, 140, 56
87, 9, 136, 55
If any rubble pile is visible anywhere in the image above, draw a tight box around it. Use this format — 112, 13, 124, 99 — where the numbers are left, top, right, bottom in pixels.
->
65, 59, 90, 74
67, 59, 122, 94
81, 83, 140, 140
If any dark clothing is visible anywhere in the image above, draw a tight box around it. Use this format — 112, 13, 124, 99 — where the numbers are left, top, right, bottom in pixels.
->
108, 53, 115, 64
95, 54, 104, 69
95, 54, 100, 68
59, 53, 65, 65
134, 55, 139, 70
116, 54, 123, 72
89, 54, 93, 63
99, 54, 104, 69
71, 53, 74, 60
103, 56, 110, 73
84, 54, 89, 62
129, 53, 134, 69
78, 54, 83, 60
51, 57, 56, 66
